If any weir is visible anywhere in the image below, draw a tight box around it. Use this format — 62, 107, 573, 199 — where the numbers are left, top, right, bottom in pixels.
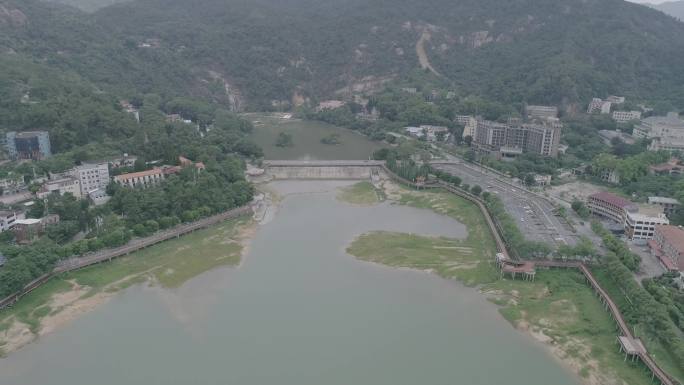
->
259, 160, 386, 180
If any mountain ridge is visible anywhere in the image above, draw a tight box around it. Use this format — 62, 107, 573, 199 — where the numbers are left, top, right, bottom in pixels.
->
651, 0, 684, 20
2, 0, 684, 110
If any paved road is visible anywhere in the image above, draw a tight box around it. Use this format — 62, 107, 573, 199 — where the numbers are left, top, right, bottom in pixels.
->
433, 160, 578, 247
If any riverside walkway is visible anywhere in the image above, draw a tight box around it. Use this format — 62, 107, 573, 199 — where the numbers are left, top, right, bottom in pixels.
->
380, 166, 677, 385
0, 206, 253, 310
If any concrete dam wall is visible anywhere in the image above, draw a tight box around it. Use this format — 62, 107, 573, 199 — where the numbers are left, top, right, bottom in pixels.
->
265, 165, 382, 180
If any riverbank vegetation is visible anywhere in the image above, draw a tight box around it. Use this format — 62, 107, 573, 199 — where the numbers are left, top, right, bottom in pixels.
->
336, 182, 381, 206
346, 182, 675, 385
0, 217, 254, 357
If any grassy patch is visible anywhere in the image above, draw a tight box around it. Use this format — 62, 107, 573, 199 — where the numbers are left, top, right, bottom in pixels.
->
337, 181, 381, 205
347, 183, 663, 385
0, 217, 252, 353
483, 270, 657, 385
64, 217, 250, 290
347, 231, 498, 286
396, 188, 497, 257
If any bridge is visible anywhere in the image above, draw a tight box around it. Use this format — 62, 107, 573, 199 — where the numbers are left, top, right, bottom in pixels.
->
260, 160, 386, 180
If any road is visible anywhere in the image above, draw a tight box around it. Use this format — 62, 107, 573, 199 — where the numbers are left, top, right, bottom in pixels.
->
432, 158, 582, 247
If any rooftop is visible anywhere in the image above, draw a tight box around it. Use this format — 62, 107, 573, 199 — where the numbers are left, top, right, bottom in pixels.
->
15, 218, 41, 225
115, 168, 164, 180
12, 131, 48, 138
588, 191, 635, 209
648, 196, 680, 205
656, 225, 684, 255
637, 204, 665, 217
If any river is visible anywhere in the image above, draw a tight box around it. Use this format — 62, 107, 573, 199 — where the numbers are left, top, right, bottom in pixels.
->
245, 114, 385, 160
0, 181, 579, 385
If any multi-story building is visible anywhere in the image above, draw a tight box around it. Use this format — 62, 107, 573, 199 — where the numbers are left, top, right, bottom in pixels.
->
0, 176, 26, 195
587, 98, 612, 114
525, 105, 558, 121
649, 158, 684, 175
523, 120, 562, 157
12, 214, 60, 244
587, 192, 637, 224
624, 206, 669, 241
0, 211, 17, 232
650, 225, 684, 271
648, 197, 680, 218
587, 191, 670, 240
472, 119, 561, 158
612, 111, 642, 123
5, 131, 52, 160
37, 177, 82, 199
456, 115, 478, 139
606, 96, 626, 104
114, 168, 165, 188
109, 154, 138, 169
72, 163, 110, 197
633, 112, 684, 152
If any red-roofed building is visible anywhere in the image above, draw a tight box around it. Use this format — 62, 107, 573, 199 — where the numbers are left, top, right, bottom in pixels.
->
114, 168, 165, 188
587, 192, 638, 224
651, 225, 684, 271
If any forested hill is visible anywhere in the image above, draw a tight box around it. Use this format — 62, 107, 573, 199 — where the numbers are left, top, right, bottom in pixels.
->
2, 0, 684, 110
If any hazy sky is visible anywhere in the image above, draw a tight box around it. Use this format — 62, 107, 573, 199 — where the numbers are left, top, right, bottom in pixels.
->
628, 0, 671, 3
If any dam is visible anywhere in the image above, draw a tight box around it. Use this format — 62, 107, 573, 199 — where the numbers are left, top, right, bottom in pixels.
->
254, 160, 386, 180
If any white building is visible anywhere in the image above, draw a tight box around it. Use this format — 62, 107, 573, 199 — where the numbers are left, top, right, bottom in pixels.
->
88, 188, 110, 206
525, 105, 558, 121
634, 112, 684, 152
588, 98, 612, 114
612, 111, 642, 123
625, 206, 670, 241
72, 163, 110, 197
648, 196, 680, 218
606, 96, 625, 105
405, 126, 424, 138
37, 177, 82, 199
0, 211, 17, 232
456, 115, 478, 139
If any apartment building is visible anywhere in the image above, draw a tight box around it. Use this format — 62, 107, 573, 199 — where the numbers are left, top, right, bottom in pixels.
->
473, 119, 561, 158
648, 196, 680, 218
0, 211, 17, 232
587, 191, 670, 240
625, 206, 669, 241
37, 177, 82, 199
612, 110, 642, 123
634, 112, 684, 152
456, 115, 478, 139
587, 98, 612, 114
587, 192, 637, 224
650, 225, 684, 271
72, 163, 110, 197
5, 131, 52, 160
525, 105, 558, 121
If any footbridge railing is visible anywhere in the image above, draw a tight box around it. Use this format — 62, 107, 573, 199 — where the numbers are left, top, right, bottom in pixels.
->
0, 205, 253, 311
380, 165, 678, 385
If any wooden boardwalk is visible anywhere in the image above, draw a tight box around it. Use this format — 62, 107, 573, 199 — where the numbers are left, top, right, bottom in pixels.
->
380, 166, 678, 385
0, 206, 253, 310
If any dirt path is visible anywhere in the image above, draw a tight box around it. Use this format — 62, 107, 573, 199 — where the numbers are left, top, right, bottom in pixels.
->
416, 29, 441, 77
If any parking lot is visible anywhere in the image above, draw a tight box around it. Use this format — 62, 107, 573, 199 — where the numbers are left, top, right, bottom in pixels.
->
433, 161, 579, 247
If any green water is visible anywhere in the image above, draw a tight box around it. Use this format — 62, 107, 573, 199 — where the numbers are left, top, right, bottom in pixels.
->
245, 114, 385, 160
0, 181, 579, 385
